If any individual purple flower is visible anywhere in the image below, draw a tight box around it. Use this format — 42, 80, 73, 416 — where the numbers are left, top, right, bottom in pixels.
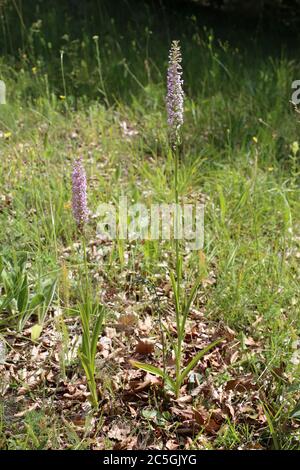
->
72, 156, 88, 229
166, 40, 184, 145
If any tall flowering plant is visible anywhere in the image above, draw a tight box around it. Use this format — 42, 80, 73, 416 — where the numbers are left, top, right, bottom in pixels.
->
132, 41, 221, 397
71, 156, 104, 409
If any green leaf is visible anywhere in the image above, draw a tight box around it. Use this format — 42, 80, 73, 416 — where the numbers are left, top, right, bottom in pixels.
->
18, 292, 45, 332
1, 269, 13, 294
262, 402, 280, 450
181, 278, 201, 337
31, 324, 43, 341
39, 278, 57, 323
183, 277, 201, 318
141, 408, 169, 426
0, 291, 15, 312
130, 360, 176, 392
179, 339, 222, 385
170, 270, 180, 316
17, 274, 29, 314
79, 303, 90, 340
29, 293, 45, 311
79, 351, 95, 383
91, 306, 105, 362
14, 270, 26, 297
17, 252, 28, 272
291, 402, 300, 420
130, 361, 165, 378
80, 330, 91, 359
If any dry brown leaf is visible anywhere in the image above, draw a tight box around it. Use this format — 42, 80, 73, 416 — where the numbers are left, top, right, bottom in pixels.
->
225, 376, 256, 392
14, 402, 39, 417
135, 340, 155, 355
104, 327, 117, 339
113, 436, 138, 450
205, 416, 222, 434
166, 439, 179, 450
176, 395, 193, 404
118, 312, 138, 329
244, 336, 258, 347
138, 315, 153, 333
107, 423, 131, 441
129, 372, 162, 392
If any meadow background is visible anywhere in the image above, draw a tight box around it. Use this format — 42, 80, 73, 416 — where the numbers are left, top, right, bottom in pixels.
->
0, 0, 300, 450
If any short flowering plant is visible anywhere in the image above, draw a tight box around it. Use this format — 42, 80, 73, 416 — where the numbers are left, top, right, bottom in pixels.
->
71, 156, 105, 408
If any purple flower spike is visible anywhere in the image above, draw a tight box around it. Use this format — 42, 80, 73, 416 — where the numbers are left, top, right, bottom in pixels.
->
72, 156, 88, 229
166, 40, 184, 145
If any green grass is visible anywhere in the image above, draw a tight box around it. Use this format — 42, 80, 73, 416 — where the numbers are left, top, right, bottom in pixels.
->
0, 0, 300, 450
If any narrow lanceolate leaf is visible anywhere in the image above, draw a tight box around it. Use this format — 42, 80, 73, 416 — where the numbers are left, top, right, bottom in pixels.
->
130, 360, 176, 392
81, 332, 90, 359
79, 304, 90, 337
1, 269, 13, 294
29, 293, 45, 312
170, 270, 180, 316
40, 279, 57, 323
262, 403, 279, 450
179, 339, 223, 385
91, 306, 105, 362
79, 351, 94, 381
0, 291, 15, 311
162, 322, 176, 351
181, 277, 201, 335
17, 274, 29, 314
0, 256, 3, 277
183, 277, 201, 318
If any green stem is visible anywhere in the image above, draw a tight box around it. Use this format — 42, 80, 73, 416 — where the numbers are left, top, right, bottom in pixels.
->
82, 233, 89, 302
94, 36, 109, 107
173, 143, 182, 397
81, 233, 98, 409
60, 50, 68, 112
